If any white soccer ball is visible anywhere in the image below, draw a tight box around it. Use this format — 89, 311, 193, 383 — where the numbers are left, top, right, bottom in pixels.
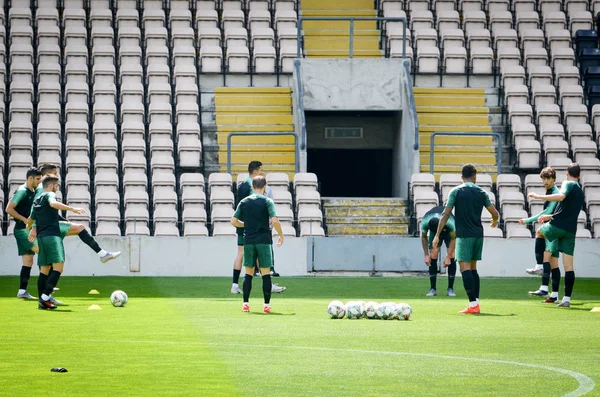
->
375, 302, 390, 319
364, 301, 379, 319
356, 300, 367, 317
327, 300, 345, 319
382, 302, 399, 320
397, 302, 412, 320
110, 290, 128, 307
345, 301, 364, 319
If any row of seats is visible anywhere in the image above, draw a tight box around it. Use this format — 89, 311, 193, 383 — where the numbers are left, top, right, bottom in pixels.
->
379, 0, 600, 14
411, 173, 600, 237
14, 0, 297, 11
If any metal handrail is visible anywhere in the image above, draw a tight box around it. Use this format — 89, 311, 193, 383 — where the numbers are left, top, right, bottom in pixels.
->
226, 132, 299, 174
296, 17, 409, 59
429, 132, 503, 176
403, 59, 419, 151
294, 59, 307, 151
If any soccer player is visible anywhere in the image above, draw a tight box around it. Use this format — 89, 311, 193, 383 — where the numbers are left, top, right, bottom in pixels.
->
31, 176, 85, 310
27, 163, 120, 263
6, 167, 42, 300
518, 167, 560, 297
231, 160, 285, 294
420, 206, 457, 297
231, 176, 284, 313
528, 163, 584, 308
432, 164, 500, 314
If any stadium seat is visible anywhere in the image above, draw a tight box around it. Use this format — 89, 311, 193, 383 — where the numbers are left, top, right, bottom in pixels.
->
516, 139, 541, 168
439, 174, 462, 199
410, 173, 436, 195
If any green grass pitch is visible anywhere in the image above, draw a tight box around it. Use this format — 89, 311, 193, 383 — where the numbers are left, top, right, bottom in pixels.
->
1, 276, 599, 397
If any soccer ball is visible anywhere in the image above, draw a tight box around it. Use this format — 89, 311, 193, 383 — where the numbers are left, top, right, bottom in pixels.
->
110, 290, 128, 307
364, 301, 379, 319
345, 301, 364, 319
327, 300, 345, 319
375, 302, 390, 319
382, 302, 399, 320
397, 302, 412, 320
356, 300, 367, 317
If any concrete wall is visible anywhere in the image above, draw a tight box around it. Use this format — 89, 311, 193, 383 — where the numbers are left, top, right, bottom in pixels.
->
299, 59, 404, 111
397, 60, 418, 198
1, 236, 599, 278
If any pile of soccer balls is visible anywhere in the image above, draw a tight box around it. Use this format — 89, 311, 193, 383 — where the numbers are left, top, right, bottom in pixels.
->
327, 300, 412, 320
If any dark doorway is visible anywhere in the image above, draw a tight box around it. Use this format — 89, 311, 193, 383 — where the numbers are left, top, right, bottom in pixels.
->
307, 149, 393, 197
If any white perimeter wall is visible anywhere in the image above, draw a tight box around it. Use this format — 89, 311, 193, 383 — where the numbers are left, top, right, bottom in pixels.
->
0, 237, 598, 278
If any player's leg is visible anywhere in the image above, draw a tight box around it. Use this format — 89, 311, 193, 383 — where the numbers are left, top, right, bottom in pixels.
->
37, 265, 53, 308
231, 238, 244, 294
526, 232, 546, 276
38, 236, 66, 309
538, 224, 562, 303
14, 229, 38, 299
62, 222, 121, 263
242, 244, 258, 312
444, 235, 457, 296
557, 233, 576, 307
257, 244, 274, 313
426, 245, 438, 296
457, 238, 480, 314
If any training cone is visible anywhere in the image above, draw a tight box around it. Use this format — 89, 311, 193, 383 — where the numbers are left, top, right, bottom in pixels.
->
591, 307, 600, 312
88, 289, 100, 295
88, 305, 102, 310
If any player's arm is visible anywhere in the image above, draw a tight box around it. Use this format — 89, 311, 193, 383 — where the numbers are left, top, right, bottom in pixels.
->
231, 201, 244, 228
434, 207, 452, 241
529, 182, 569, 203
267, 199, 283, 246
5, 191, 28, 223
486, 205, 500, 227
447, 232, 456, 257
48, 196, 85, 214
231, 217, 244, 228
420, 232, 429, 256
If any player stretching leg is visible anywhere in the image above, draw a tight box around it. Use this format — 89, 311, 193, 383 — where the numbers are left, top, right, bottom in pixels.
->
30, 176, 86, 309
231, 161, 285, 294
528, 163, 584, 308
6, 168, 42, 300
518, 167, 559, 296
27, 164, 120, 264
231, 176, 284, 313
433, 164, 500, 314
420, 206, 457, 297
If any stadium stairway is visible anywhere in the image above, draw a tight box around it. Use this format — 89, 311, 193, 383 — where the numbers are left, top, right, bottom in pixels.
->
415, 88, 500, 181
214, 87, 296, 178
323, 198, 410, 236
300, 0, 382, 58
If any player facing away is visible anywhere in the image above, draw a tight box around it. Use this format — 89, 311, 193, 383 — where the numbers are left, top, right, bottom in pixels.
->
432, 164, 500, 314
30, 176, 86, 310
6, 167, 42, 300
528, 163, 585, 308
420, 206, 457, 297
518, 167, 560, 297
231, 176, 284, 313
231, 160, 285, 295
27, 164, 121, 263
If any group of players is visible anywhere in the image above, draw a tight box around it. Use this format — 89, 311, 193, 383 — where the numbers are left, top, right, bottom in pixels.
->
8, 164, 121, 310
420, 163, 584, 313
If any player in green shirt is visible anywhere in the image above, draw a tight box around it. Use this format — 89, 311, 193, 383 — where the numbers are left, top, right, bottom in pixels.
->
231, 176, 284, 313
433, 164, 500, 315
528, 163, 585, 308
518, 167, 560, 297
30, 175, 86, 310
5, 167, 42, 300
420, 206, 457, 297
27, 163, 121, 264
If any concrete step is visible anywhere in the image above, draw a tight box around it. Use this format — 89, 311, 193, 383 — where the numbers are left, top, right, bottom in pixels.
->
324, 205, 406, 217
326, 216, 410, 224
322, 198, 407, 207
327, 224, 409, 235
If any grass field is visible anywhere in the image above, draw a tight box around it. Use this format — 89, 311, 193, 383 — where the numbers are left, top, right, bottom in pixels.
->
0, 276, 599, 397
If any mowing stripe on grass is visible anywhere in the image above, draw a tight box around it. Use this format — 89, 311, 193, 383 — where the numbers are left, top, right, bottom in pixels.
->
1, 337, 595, 396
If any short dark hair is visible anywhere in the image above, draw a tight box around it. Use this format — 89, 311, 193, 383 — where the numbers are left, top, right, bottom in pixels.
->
462, 163, 477, 179
39, 163, 58, 176
26, 167, 41, 179
540, 167, 556, 180
428, 217, 448, 236
42, 175, 59, 188
248, 161, 263, 175
252, 175, 267, 190
567, 163, 580, 178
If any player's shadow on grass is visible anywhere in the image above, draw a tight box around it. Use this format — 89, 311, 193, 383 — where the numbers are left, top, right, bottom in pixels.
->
249, 312, 295, 316
477, 313, 517, 317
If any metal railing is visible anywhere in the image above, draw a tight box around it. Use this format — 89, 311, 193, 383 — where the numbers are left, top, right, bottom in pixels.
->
226, 132, 299, 174
403, 59, 419, 151
296, 17, 409, 59
293, 59, 307, 151
429, 132, 503, 175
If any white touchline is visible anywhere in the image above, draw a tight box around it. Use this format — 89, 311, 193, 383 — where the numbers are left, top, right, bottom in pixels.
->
0, 338, 595, 397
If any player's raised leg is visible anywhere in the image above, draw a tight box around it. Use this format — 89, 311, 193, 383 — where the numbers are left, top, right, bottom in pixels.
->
63, 222, 121, 263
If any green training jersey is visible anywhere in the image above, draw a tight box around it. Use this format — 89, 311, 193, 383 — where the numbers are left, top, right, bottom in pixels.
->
420, 206, 456, 235
446, 182, 492, 238
524, 185, 559, 224
9, 184, 36, 230
550, 180, 584, 234
233, 193, 277, 245
31, 191, 61, 237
